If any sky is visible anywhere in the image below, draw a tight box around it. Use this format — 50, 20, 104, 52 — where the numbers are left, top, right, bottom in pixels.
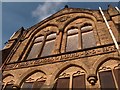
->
1, 2, 119, 49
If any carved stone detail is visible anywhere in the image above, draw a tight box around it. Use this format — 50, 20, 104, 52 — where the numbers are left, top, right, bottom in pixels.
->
4, 44, 117, 70
87, 74, 98, 85
56, 16, 70, 22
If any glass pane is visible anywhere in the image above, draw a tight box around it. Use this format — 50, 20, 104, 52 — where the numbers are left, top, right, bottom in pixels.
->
73, 75, 86, 90
55, 77, 69, 90
41, 39, 55, 57
114, 69, 120, 89
21, 82, 33, 90
34, 36, 44, 43
81, 26, 93, 32
47, 33, 56, 40
32, 81, 45, 89
67, 29, 78, 35
82, 31, 96, 49
99, 70, 116, 89
66, 34, 78, 52
27, 42, 42, 59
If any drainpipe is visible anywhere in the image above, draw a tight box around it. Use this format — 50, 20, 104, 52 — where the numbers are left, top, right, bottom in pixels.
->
115, 7, 120, 13
99, 7, 120, 56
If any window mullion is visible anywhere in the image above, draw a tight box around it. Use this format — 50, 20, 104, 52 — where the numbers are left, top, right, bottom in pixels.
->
69, 73, 73, 90
61, 32, 67, 53
78, 28, 82, 49
52, 31, 62, 54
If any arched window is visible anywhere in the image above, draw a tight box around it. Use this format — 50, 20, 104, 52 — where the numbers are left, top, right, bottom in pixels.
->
97, 60, 120, 89
27, 32, 57, 59
21, 72, 46, 90
66, 28, 79, 52
53, 66, 86, 90
81, 23, 96, 49
63, 17, 97, 53
41, 33, 56, 57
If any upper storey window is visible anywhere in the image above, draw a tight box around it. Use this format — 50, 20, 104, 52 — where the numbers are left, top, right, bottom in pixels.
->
66, 28, 78, 52
96, 60, 120, 89
41, 33, 56, 57
65, 23, 96, 52
27, 33, 56, 59
27, 36, 44, 59
81, 24, 96, 49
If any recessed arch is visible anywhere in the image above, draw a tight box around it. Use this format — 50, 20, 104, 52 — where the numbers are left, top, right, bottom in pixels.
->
63, 13, 97, 31
49, 61, 90, 85
28, 24, 59, 40
25, 25, 59, 59
14, 68, 47, 87
92, 55, 120, 75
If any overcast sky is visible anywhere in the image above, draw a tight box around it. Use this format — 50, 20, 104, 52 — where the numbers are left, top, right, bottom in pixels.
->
2, 2, 119, 49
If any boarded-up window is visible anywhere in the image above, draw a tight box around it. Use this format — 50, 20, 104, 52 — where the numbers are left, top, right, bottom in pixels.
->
114, 69, 120, 89
55, 77, 69, 90
99, 70, 116, 89
82, 31, 96, 49
41, 33, 56, 57
73, 75, 86, 90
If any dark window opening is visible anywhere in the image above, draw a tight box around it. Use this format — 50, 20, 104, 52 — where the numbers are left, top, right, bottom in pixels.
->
73, 75, 86, 90
53, 77, 69, 90
99, 70, 116, 89
4, 84, 13, 90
